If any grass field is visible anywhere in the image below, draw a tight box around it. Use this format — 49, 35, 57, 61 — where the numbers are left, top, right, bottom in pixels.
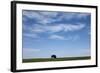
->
23, 56, 91, 63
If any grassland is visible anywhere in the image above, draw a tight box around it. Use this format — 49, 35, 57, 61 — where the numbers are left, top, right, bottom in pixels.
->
23, 56, 91, 63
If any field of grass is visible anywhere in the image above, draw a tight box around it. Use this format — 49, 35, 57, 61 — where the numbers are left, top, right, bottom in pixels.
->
23, 56, 91, 63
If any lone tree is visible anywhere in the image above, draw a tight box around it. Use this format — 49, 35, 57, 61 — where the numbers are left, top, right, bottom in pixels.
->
51, 54, 57, 59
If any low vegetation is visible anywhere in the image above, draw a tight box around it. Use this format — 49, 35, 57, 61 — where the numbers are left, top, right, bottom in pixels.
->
23, 56, 91, 63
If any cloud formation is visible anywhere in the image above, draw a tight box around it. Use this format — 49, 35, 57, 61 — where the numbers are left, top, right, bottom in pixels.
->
23, 10, 90, 25
23, 10, 89, 41
49, 34, 80, 41
23, 11, 59, 24
49, 35, 65, 40
22, 10, 91, 59
30, 23, 85, 33
23, 33, 39, 38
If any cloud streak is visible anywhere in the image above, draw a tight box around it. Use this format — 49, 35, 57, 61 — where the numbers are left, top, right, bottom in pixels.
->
23, 10, 90, 25
22, 10, 91, 59
23, 10, 59, 24
49, 35, 65, 40
49, 34, 80, 41
30, 23, 85, 33
23, 33, 39, 38
23, 10, 89, 41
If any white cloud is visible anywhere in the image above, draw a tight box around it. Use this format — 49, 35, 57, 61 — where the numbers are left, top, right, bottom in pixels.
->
63, 23, 85, 32
23, 33, 39, 38
49, 34, 80, 41
45, 25, 63, 33
77, 13, 90, 18
49, 35, 65, 40
59, 13, 76, 20
23, 10, 90, 25
23, 11, 87, 40
32, 28, 45, 33
48, 24, 85, 33
60, 13, 90, 20
31, 24, 63, 33
31, 23, 85, 33
23, 11, 42, 19
23, 11, 59, 24
39, 11, 58, 18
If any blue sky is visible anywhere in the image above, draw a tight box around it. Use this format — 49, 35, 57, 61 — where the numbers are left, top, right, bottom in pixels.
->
22, 10, 91, 59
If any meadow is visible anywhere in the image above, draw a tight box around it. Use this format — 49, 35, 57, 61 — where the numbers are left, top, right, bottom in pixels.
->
23, 56, 91, 63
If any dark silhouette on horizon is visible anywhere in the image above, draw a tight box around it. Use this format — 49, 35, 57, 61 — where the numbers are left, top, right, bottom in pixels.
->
51, 55, 57, 59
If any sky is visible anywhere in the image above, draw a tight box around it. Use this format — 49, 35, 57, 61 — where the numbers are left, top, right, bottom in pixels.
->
22, 10, 91, 59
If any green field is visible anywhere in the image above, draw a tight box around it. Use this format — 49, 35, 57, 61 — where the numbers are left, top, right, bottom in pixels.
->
23, 56, 91, 63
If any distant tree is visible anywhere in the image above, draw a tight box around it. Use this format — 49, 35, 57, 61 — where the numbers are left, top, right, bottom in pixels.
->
51, 54, 57, 59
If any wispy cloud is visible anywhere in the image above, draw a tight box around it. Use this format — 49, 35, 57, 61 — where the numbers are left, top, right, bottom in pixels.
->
23, 10, 88, 41
77, 13, 90, 19
23, 11, 42, 19
59, 12, 90, 20
23, 10, 90, 25
22, 10, 90, 59
49, 34, 80, 41
23, 33, 39, 38
23, 23, 85, 39
23, 11, 59, 24
49, 35, 65, 40
63, 23, 85, 32
39, 11, 58, 18
31, 23, 85, 33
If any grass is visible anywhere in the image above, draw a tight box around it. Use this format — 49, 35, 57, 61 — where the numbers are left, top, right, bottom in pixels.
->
23, 56, 91, 63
